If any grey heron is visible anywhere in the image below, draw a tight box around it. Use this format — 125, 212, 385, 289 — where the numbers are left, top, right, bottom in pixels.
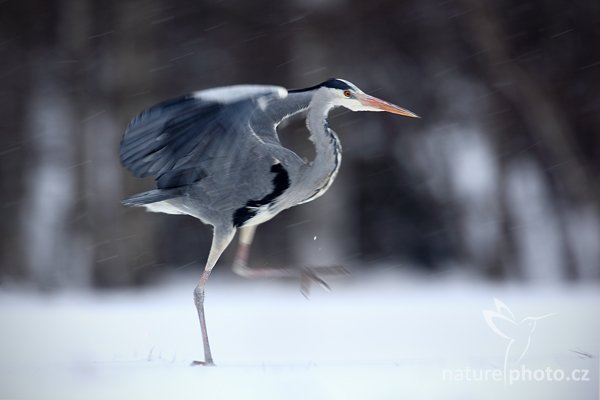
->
120, 78, 418, 365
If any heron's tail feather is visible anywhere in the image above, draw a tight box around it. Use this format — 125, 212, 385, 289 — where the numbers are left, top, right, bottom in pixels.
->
122, 189, 179, 207
122, 189, 186, 215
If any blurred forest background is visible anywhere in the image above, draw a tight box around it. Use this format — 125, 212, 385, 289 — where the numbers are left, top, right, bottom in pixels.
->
1, 0, 599, 288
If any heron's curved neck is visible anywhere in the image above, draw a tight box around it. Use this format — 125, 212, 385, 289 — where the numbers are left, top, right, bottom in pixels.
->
298, 93, 342, 203
267, 90, 342, 203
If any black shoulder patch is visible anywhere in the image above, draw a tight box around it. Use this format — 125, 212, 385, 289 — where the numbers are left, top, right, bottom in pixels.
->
232, 163, 290, 227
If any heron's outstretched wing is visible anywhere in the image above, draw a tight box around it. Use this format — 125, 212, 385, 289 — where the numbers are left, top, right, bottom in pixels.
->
120, 85, 289, 189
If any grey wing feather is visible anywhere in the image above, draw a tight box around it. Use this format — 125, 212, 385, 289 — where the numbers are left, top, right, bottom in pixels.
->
120, 85, 288, 190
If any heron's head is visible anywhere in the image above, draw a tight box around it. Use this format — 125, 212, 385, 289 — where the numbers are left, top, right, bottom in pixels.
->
319, 78, 419, 118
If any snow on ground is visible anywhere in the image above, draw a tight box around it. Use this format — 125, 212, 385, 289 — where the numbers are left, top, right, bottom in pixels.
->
0, 270, 598, 400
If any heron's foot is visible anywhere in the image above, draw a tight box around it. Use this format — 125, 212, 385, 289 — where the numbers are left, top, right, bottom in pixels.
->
300, 265, 349, 298
232, 259, 350, 297
190, 359, 215, 367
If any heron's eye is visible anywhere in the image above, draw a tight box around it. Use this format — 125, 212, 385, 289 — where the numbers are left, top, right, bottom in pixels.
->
343, 90, 352, 98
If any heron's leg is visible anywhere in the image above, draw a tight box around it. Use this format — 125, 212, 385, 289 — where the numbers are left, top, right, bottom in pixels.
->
192, 226, 235, 366
232, 225, 348, 297
231, 225, 257, 278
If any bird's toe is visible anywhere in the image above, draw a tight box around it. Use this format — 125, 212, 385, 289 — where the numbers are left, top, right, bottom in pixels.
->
190, 360, 216, 367
300, 265, 350, 298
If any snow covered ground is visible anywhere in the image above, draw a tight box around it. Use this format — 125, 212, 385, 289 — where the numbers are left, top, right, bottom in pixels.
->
1, 271, 598, 400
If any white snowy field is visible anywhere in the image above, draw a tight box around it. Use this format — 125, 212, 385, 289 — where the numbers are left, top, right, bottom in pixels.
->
0, 271, 598, 400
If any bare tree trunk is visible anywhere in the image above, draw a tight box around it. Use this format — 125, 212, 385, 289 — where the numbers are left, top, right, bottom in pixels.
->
21, 61, 91, 287
459, 0, 600, 279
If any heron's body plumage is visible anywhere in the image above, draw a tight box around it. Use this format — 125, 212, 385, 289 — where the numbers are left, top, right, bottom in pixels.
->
121, 84, 342, 231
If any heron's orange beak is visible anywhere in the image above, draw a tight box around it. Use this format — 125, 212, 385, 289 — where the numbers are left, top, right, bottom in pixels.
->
358, 93, 420, 118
